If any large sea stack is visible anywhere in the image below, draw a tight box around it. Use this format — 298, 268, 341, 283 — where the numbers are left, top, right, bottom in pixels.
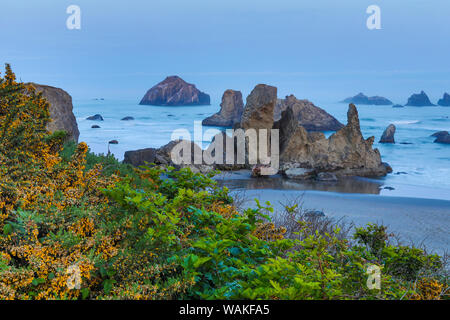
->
139, 76, 210, 106
275, 95, 344, 131
405, 91, 435, 106
28, 83, 80, 142
341, 93, 393, 105
202, 90, 244, 127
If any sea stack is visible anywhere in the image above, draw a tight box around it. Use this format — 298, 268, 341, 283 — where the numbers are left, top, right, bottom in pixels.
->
341, 93, 393, 105
202, 90, 244, 127
405, 91, 435, 106
28, 83, 80, 142
139, 76, 210, 106
379, 124, 396, 143
437, 93, 450, 106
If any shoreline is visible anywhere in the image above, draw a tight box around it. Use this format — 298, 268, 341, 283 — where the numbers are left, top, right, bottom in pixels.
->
227, 188, 450, 255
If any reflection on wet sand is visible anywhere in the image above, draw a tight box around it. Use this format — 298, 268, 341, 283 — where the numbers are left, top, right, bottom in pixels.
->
215, 171, 383, 195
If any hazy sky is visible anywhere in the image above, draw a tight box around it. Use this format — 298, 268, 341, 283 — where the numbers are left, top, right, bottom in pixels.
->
1, 0, 449, 104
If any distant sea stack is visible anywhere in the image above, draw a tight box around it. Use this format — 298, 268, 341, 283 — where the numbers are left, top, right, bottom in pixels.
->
28, 83, 80, 142
437, 93, 450, 106
139, 76, 210, 106
341, 93, 393, 105
379, 124, 396, 143
202, 90, 243, 127
405, 91, 435, 106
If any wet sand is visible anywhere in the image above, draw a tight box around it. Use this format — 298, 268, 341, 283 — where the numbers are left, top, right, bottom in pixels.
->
216, 171, 450, 254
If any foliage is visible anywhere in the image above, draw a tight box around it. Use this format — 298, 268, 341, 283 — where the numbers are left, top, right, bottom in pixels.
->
0, 65, 447, 300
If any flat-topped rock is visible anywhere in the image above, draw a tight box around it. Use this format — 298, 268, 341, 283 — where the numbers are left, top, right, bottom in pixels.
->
406, 91, 435, 106
202, 90, 243, 127
275, 95, 343, 131
140, 76, 210, 106
341, 93, 393, 105
28, 83, 80, 142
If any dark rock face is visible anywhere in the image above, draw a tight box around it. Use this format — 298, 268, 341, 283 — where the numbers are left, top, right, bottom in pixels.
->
392, 104, 404, 108
28, 83, 80, 142
341, 93, 393, 105
278, 104, 391, 177
87, 114, 104, 121
139, 76, 210, 106
124, 148, 157, 167
121, 116, 134, 121
379, 124, 396, 143
202, 90, 243, 127
275, 95, 343, 131
406, 91, 435, 106
432, 131, 450, 144
437, 93, 450, 106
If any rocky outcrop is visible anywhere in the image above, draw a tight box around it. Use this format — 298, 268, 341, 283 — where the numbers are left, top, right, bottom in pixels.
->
275, 95, 343, 131
139, 76, 210, 106
87, 114, 104, 121
202, 90, 243, 127
277, 104, 391, 178
341, 93, 392, 105
124, 148, 157, 167
432, 131, 450, 144
406, 91, 435, 106
121, 116, 134, 121
437, 93, 450, 106
240, 84, 277, 130
379, 124, 396, 143
28, 83, 79, 142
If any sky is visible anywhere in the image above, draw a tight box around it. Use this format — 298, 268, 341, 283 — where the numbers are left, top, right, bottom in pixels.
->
1, 0, 449, 104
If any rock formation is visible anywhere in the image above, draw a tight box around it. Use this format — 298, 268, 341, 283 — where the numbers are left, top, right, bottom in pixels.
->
87, 114, 104, 121
379, 124, 396, 143
392, 104, 404, 108
202, 90, 243, 127
405, 91, 435, 106
28, 83, 79, 142
437, 93, 450, 106
275, 95, 343, 131
276, 104, 391, 177
121, 116, 134, 121
240, 84, 277, 131
432, 131, 450, 144
341, 93, 393, 105
139, 76, 210, 106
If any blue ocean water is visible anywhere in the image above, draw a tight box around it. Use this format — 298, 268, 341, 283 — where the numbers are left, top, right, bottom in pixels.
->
73, 99, 450, 201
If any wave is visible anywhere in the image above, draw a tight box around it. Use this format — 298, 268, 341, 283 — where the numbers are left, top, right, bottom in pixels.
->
391, 120, 421, 125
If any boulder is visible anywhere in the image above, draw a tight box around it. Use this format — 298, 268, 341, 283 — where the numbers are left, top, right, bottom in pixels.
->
341, 93, 393, 105
202, 90, 244, 127
28, 83, 80, 142
108, 140, 119, 145
139, 76, 210, 106
274, 95, 343, 131
87, 114, 104, 121
316, 172, 338, 182
405, 91, 435, 106
437, 93, 450, 106
91, 125, 101, 129
123, 148, 157, 167
432, 131, 450, 144
277, 104, 391, 177
121, 116, 134, 121
379, 124, 396, 143
284, 168, 316, 180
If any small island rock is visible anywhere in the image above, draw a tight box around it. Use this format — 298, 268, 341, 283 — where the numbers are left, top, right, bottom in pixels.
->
379, 124, 396, 143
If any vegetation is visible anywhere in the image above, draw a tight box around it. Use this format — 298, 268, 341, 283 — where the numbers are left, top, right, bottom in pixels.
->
0, 65, 448, 300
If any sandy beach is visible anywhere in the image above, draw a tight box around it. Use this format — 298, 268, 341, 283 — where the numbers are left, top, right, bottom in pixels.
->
216, 172, 450, 255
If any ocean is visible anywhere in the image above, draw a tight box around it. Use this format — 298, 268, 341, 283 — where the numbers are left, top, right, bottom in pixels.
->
73, 99, 450, 201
